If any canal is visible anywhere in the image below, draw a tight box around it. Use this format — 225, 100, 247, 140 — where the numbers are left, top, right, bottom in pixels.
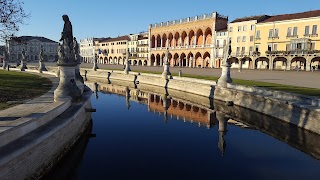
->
44, 81, 320, 180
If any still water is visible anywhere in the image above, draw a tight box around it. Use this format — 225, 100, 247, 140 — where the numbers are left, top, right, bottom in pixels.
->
44, 82, 320, 180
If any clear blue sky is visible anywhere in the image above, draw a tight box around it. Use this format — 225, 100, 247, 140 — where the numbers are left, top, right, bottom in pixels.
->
17, 0, 320, 42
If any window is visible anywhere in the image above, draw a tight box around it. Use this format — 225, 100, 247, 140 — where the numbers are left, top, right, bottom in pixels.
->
236, 47, 240, 54
269, 29, 273, 38
305, 26, 310, 35
237, 36, 241, 42
241, 47, 245, 54
311, 42, 315, 50
229, 27, 233, 32
250, 25, 255, 31
216, 40, 220, 47
293, 27, 298, 36
238, 26, 241, 32
267, 43, 272, 51
256, 30, 260, 39
274, 29, 279, 38
273, 44, 278, 51
242, 36, 246, 42
287, 27, 292, 37
243, 25, 247, 31
250, 36, 254, 42
249, 46, 253, 55
255, 45, 260, 52
312, 25, 318, 35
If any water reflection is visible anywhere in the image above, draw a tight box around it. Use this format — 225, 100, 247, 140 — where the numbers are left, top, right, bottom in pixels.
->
90, 80, 320, 160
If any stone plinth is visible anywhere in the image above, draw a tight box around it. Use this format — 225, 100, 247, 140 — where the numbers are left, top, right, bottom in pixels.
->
38, 61, 47, 73
54, 66, 82, 101
75, 64, 84, 83
217, 64, 232, 87
20, 59, 27, 71
162, 61, 172, 79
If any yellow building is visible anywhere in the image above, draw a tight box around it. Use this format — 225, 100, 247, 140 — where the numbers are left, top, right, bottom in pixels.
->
255, 10, 320, 71
137, 32, 149, 66
96, 36, 130, 65
149, 12, 228, 68
228, 15, 270, 69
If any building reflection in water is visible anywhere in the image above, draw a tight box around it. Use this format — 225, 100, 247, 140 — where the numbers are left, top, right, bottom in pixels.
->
90, 81, 320, 160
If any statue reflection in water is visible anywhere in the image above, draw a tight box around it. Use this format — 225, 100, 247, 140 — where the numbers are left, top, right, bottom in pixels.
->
125, 87, 131, 110
216, 112, 228, 156
162, 88, 171, 124
94, 82, 99, 100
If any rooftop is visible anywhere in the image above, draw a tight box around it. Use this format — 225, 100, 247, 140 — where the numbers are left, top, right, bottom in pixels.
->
100, 35, 130, 43
230, 15, 271, 23
10, 36, 58, 43
259, 10, 320, 23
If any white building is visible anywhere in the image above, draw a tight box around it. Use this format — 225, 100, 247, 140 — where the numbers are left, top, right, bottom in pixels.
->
80, 37, 95, 63
137, 32, 149, 66
215, 29, 228, 68
6, 36, 58, 63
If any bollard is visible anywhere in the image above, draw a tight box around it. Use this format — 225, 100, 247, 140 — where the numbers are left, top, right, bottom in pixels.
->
178, 70, 182, 77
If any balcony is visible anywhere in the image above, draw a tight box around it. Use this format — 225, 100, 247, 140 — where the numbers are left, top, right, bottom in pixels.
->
137, 44, 149, 47
150, 44, 213, 51
265, 50, 320, 56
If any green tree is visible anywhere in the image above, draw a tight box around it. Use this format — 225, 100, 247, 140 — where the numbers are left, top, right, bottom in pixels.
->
0, 0, 29, 41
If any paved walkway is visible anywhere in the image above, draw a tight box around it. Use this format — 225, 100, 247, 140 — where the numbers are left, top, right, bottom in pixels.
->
23, 62, 320, 89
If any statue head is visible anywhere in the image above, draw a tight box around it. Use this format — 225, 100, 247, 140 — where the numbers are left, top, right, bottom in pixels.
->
62, 14, 69, 22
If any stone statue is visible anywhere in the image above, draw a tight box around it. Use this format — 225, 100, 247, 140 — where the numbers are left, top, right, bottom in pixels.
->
73, 37, 80, 63
21, 49, 26, 60
57, 43, 63, 63
60, 15, 73, 48
39, 46, 44, 62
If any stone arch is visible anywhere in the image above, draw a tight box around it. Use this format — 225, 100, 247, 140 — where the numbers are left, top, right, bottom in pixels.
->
311, 57, 320, 70
156, 34, 161, 48
174, 32, 180, 47
99, 57, 103, 64
228, 57, 239, 68
161, 53, 166, 64
168, 33, 174, 47
195, 52, 202, 67
189, 30, 195, 46
179, 102, 184, 110
273, 57, 287, 70
144, 60, 148, 66
254, 57, 269, 69
49, 55, 54, 61
118, 56, 123, 65
203, 52, 210, 67
173, 53, 179, 66
114, 56, 118, 64
104, 57, 108, 64
241, 57, 253, 69
138, 60, 142, 66
291, 57, 306, 70
133, 60, 137, 66
162, 33, 167, 47
196, 29, 204, 46
109, 56, 113, 64
168, 52, 172, 65
151, 54, 155, 66
181, 31, 187, 46
151, 35, 155, 48
180, 53, 187, 67
204, 27, 212, 45
156, 54, 161, 66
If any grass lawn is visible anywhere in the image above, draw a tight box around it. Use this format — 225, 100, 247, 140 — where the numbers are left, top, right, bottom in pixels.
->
0, 70, 52, 110
95, 67, 320, 97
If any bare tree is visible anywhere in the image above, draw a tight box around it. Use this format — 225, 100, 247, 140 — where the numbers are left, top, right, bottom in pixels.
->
0, 0, 29, 42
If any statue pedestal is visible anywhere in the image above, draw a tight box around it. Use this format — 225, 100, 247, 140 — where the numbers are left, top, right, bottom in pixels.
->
20, 59, 27, 71
124, 61, 131, 74
38, 61, 47, 73
93, 62, 98, 71
217, 64, 232, 88
75, 64, 84, 83
54, 66, 82, 102
162, 62, 172, 79
2, 61, 7, 70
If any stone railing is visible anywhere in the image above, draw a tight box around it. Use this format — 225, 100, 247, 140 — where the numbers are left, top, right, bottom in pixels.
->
150, 12, 227, 28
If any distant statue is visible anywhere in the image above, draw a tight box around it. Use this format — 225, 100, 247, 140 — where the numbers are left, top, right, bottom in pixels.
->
39, 46, 44, 62
73, 37, 80, 63
60, 15, 73, 48
21, 49, 26, 60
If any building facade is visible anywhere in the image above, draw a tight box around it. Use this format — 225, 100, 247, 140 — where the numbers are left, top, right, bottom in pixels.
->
215, 29, 228, 68
96, 35, 130, 65
128, 34, 139, 65
137, 32, 149, 66
227, 15, 270, 69
149, 12, 228, 68
6, 36, 58, 63
80, 37, 97, 63
254, 10, 320, 71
